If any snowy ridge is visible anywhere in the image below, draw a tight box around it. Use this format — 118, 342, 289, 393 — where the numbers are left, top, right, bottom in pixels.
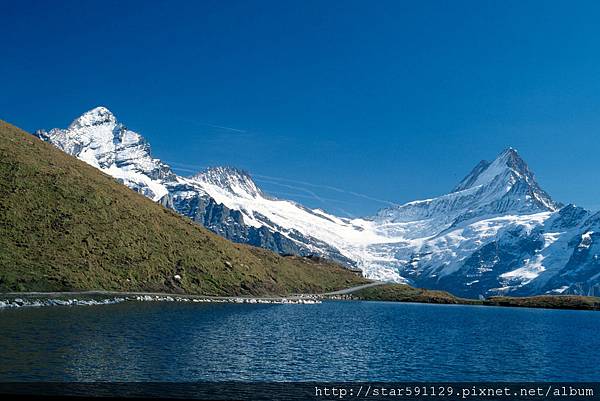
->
36, 107, 600, 297
192, 167, 264, 199
180, 169, 396, 269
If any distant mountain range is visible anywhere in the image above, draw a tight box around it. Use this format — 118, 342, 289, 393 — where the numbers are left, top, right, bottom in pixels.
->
36, 107, 600, 297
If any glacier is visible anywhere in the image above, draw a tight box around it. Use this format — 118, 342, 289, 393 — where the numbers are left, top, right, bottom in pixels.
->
35, 107, 600, 297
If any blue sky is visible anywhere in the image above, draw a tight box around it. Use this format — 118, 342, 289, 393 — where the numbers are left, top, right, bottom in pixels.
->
2, 0, 600, 216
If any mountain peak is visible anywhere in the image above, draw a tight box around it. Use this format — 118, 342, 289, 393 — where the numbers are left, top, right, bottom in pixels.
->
453, 147, 527, 192
68, 106, 117, 129
497, 146, 526, 168
452, 147, 558, 211
192, 166, 262, 198
35, 106, 175, 201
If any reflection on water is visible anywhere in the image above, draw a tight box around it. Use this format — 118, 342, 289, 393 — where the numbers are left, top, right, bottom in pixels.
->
0, 301, 599, 381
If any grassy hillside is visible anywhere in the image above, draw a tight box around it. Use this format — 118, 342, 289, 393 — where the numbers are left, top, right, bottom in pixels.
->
485, 295, 600, 311
0, 120, 368, 295
351, 284, 480, 305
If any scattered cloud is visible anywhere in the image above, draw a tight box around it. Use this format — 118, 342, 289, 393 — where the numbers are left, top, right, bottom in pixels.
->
165, 160, 398, 217
185, 120, 248, 134
253, 173, 400, 208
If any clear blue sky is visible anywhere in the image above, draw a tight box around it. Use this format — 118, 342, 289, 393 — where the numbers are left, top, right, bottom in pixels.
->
3, 0, 600, 216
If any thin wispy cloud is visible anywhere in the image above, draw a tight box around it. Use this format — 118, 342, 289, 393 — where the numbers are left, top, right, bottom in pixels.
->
255, 177, 328, 204
262, 190, 355, 206
170, 117, 399, 210
191, 121, 248, 134
253, 173, 400, 208
180, 119, 248, 134
178, 119, 297, 149
255, 179, 358, 218
167, 162, 207, 174
165, 160, 397, 217
169, 166, 200, 174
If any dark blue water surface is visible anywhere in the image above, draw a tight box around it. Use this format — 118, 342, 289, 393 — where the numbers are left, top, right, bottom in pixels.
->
0, 301, 598, 381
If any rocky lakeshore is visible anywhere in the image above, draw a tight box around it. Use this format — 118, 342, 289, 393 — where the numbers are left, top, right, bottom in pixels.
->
0, 293, 322, 309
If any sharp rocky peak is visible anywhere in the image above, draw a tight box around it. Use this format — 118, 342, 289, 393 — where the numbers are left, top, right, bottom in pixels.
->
35, 106, 176, 200
68, 106, 117, 130
452, 146, 558, 211
454, 147, 533, 192
496, 147, 531, 176
376, 147, 559, 226
192, 166, 262, 197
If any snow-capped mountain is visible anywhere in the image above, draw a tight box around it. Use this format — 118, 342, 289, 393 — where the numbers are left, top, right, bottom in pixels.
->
36, 107, 176, 201
36, 107, 600, 297
367, 148, 598, 297
376, 148, 558, 235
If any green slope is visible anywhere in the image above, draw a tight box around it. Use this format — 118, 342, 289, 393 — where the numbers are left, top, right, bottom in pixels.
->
0, 120, 368, 295
351, 284, 480, 305
351, 284, 600, 311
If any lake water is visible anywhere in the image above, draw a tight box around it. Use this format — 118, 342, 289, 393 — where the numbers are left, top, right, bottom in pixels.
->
0, 301, 599, 381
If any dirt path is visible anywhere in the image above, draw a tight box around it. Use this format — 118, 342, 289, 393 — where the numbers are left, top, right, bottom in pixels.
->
3, 282, 387, 301
319, 281, 386, 296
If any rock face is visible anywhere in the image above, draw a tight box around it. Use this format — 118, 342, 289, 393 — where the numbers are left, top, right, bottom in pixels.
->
166, 177, 352, 264
37, 107, 600, 297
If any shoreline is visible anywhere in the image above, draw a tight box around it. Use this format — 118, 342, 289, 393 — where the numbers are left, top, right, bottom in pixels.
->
0, 282, 386, 309
1, 287, 599, 311
0, 290, 325, 309
347, 283, 600, 312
